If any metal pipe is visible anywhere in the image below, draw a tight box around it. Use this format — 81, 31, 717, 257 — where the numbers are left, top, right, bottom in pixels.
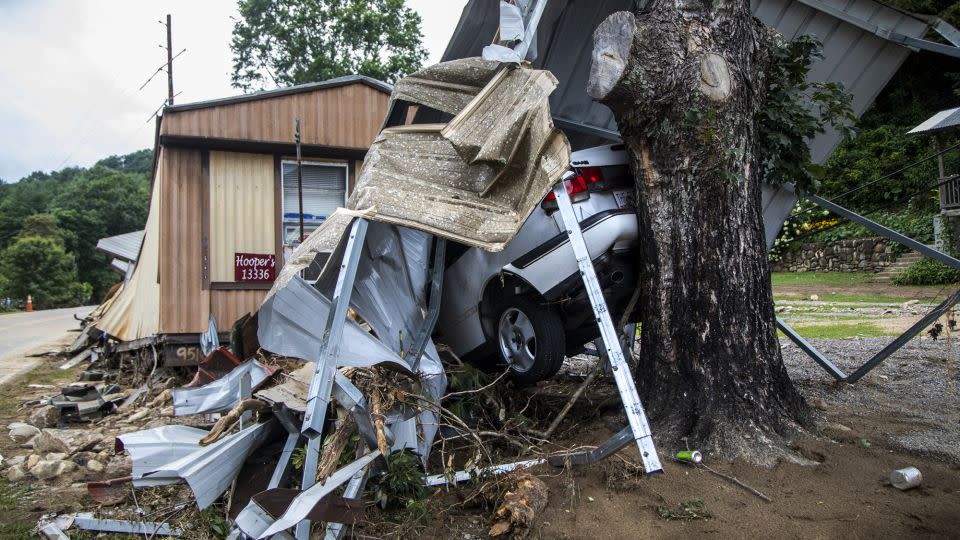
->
806, 194, 960, 271
776, 318, 847, 381
295, 117, 305, 245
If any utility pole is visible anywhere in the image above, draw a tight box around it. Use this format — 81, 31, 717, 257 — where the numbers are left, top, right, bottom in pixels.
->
166, 14, 174, 105
295, 117, 305, 245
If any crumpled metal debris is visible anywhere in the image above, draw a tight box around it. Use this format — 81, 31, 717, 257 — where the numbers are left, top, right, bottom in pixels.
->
172, 358, 279, 416
260, 221, 446, 460
118, 421, 277, 509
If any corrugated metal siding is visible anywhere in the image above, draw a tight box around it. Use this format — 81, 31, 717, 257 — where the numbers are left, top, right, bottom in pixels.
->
209, 152, 276, 282
753, 0, 926, 162
442, 0, 929, 161
159, 148, 209, 334
212, 290, 266, 330
161, 83, 389, 149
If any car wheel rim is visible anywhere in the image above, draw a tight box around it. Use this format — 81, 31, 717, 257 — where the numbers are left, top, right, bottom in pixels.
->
498, 307, 536, 373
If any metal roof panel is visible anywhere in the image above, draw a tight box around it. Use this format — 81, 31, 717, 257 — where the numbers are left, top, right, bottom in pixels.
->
96, 230, 144, 262
442, 0, 931, 161
909, 107, 960, 134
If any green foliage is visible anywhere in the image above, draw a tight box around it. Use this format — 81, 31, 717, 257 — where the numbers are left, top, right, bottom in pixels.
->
200, 506, 232, 537
230, 0, 428, 91
892, 258, 960, 286
816, 0, 960, 213
770, 201, 934, 261
94, 149, 153, 176
0, 151, 150, 304
810, 210, 934, 244
820, 125, 946, 211
291, 446, 306, 470
759, 35, 855, 193
18, 213, 59, 239
371, 449, 427, 510
657, 498, 712, 521
0, 235, 92, 308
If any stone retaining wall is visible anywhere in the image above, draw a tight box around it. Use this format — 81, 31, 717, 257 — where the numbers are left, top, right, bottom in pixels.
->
771, 238, 892, 273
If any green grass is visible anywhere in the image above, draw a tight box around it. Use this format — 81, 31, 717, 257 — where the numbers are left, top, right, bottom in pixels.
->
774, 293, 929, 304
0, 522, 33, 539
771, 272, 873, 287
780, 322, 899, 339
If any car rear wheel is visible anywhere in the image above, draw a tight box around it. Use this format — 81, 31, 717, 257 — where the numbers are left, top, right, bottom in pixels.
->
495, 297, 565, 384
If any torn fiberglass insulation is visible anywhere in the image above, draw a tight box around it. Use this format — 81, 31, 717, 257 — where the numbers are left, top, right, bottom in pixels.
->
349, 62, 570, 250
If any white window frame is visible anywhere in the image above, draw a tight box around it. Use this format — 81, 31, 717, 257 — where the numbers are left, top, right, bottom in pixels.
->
279, 159, 349, 244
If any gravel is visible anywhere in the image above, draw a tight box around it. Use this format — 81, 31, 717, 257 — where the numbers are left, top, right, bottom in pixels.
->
782, 335, 960, 463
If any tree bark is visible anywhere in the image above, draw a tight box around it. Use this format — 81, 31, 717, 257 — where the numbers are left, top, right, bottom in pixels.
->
588, 1, 810, 462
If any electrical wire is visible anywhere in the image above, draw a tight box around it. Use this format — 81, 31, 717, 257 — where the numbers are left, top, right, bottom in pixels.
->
789, 173, 960, 245
786, 140, 960, 223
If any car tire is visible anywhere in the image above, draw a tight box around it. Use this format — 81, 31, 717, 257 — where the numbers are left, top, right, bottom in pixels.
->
494, 296, 565, 384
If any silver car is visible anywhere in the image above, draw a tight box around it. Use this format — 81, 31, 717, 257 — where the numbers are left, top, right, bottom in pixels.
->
437, 143, 640, 384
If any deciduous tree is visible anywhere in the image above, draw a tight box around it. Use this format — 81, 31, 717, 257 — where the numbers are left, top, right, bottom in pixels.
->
230, 0, 428, 91
588, 1, 814, 462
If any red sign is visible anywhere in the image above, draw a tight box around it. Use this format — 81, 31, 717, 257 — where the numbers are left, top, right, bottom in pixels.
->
235, 252, 276, 282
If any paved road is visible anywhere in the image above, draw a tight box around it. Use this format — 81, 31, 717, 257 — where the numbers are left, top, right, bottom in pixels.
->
0, 305, 96, 386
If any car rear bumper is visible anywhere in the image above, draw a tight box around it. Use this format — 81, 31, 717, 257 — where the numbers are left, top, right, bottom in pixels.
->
504, 209, 638, 297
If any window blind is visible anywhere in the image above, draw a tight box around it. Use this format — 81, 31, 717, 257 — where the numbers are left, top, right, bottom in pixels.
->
281, 162, 346, 221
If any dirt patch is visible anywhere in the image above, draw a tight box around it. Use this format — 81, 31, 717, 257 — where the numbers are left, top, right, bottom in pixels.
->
402, 336, 960, 539
1, 335, 959, 538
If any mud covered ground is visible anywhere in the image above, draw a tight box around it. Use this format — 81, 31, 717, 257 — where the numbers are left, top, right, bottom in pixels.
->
0, 333, 957, 538
402, 335, 960, 539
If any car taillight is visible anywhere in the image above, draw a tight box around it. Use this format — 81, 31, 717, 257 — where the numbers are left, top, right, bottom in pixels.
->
544, 167, 604, 201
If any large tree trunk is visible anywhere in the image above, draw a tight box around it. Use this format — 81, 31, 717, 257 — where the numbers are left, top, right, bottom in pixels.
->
588, 1, 810, 462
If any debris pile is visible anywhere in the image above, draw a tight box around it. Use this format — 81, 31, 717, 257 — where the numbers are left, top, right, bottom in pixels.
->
9, 55, 657, 540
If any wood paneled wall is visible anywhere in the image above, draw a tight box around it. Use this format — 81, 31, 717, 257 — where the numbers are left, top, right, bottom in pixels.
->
161, 83, 389, 149
158, 147, 208, 334
211, 290, 268, 330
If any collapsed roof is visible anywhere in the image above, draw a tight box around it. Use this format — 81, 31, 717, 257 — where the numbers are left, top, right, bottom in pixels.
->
442, 0, 953, 163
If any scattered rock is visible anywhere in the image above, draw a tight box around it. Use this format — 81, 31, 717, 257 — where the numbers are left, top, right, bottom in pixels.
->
45, 452, 67, 462
126, 410, 149, 423
29, 406, 59, 429
6, 464, 27, 482
6, 455, 25, 468
26, 454, 40, 469
86, 460, 105, 473
31, 459, 76, 480
149, 389, 172, 408
8, 423, 40, 443
34, 431, 70, 455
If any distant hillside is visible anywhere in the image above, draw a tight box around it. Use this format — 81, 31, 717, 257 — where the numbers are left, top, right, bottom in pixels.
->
0, 149, 152, 308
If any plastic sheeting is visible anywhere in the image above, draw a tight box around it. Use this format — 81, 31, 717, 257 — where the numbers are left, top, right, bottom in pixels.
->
350, 61, 570, 251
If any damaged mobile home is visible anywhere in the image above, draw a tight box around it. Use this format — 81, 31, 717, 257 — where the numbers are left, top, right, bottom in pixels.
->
28, 0, 960, 538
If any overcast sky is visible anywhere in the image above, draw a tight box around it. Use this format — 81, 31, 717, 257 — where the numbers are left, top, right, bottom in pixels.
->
0, 0, 468, 182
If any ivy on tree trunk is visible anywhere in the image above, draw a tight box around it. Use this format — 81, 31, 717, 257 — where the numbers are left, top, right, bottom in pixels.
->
588, 0, 811, 462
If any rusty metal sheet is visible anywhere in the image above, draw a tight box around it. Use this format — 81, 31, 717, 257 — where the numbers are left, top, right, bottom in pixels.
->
251, 490, 365, 524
